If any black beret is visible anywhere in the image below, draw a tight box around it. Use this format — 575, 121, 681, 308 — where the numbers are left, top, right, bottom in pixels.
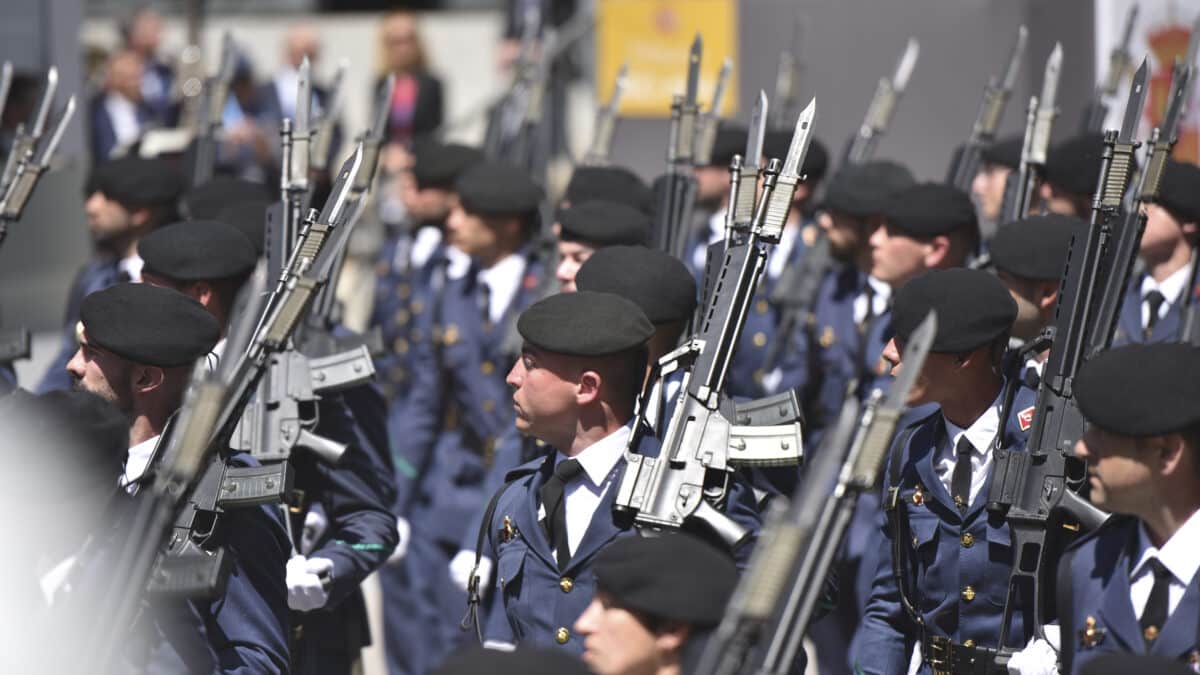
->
89, 157, 184, 210
575, 245, 698, 323
80, 283, 220, 367
989, 214, 1084, 281
139, 220, 258, 282
455, 161, 543, 216
412, 140, 483, 191
1152, 159, 1200, 224
565, 166, 653, 215
1043, 133, 1105, 196
558, 200, 651, 247
1080, 654, 1195, 675
892, 269, 1017, 353
431, 647, 590, 675
518, 291, 653, 356
979, 135, 1023, 170
1076, 343, 1200, 436
182, 177, 272, 220
884, 183, 978, 238
823, 160, 916, 218
216, 199, 271, 255
707, 124, 747, 168
594, 533, 737, 625
765, 132, 829, 185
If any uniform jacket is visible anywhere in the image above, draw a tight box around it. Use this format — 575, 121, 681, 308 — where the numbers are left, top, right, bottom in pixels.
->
1063, 515, 1200, 674
481, 433, 763, 653
852, 384, 1039, 675
1111, 276, 1184, 347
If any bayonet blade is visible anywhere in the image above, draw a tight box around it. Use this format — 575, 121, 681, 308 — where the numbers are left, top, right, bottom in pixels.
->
685, 33, 702, 105
1118, 5, 1139, 53
31, 66, 59, 138
612, 63, 629, 111
711, 57, 732, 116
1038, 43, 1063, 112
884, 311, 936, 409
0, 62, 12, 121
1001, 25, 1029, 92
36, 95, 75, 167
1118, 58, 1148, 143
1185, 14, 1200, 105
372, 73, 396, 142
317, 144, 365, 231
294, 57, 312, 135
324, 60, 348, 126
1160, 63, 1191, 144
743, 91, 767, 171
1029, 43, 1063, 165
781, 98, 816, 178
892, 39, 920, 93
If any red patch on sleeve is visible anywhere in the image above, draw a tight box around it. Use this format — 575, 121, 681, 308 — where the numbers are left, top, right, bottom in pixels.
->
1018, 406, 1035, 432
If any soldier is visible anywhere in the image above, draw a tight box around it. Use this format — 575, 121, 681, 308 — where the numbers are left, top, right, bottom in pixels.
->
382, 159, 547, 675
563, 166, 654, 215
37, 156, 184, 394
1058, 342, 1200, 673
180, 175, 272, 220
477, 291, 760, 653
553, 200, 652, 292
137, 219, 398, 675
66, 283, 290, 672
1040, 133, 1104, 218
1111, 160, 1200, 346
971, 135, 1022, 226
852, 269, 1038, 675
574, 532, 739, 675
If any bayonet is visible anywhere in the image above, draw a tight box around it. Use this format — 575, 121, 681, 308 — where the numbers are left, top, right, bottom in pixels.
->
1117, 58, 1148, 144
893, 38, 919, 94
0, 95, 76, 238
948, 27, 1027, 188
732, 91, 768, 227
671, 34, 703, 167
693, 58, 733, 165
762, 98, 815, 240
846, 39, 918, 164
311, 59, 347, 172
0, 62, 12, 123
289, 57, 313, 191
686, 34, 702, 105
1083, 6, 1138, 132
583, 63, 628, 165
772, 51, 797, 129
31, 66, 58, 139
1028, 43, 1062, 166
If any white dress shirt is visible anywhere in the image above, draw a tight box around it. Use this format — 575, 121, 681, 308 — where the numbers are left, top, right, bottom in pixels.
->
122, 434, 161, 493
1140, 265, 1190, 328
118, 254, 144, 282
852, 275, 892, 325
477, 253, 526, 325
935, 390, 1003, 505
1130, 507, 1200, 619
766, 222, 800, 281
547, 424, 630, 556
103, 93, 142, 153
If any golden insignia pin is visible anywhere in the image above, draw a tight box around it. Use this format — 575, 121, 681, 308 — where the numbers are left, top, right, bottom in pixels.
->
499, 516, 517, 543
1079, 616, 1105, 648
443, 324, 460, 346
819, 326, 835, 348
911, 485, 925, 506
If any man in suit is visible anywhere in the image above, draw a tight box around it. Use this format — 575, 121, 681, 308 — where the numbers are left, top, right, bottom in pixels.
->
1112, 160, 1200, 346
1060, 342, 1200, 673
89, 50, 153, 162
121, 5, 175, 125
852, 269, 1038, 675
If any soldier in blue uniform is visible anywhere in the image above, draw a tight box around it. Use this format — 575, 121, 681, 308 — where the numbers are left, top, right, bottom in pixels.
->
563, 165, 654, 215
1051, 342, 1200, 674
37, 157, 184, 393
474, 291, 761, 654
553, 200, 652, 292
1111, 160, 1200, 347
971, 136, 1022, 228
852, 269, 1038, 675
1040, 134, 1105, 219
66, 283, 291, 673
381, 159, 547, 675
138, 220, 398, 674
686, 124, 747, 284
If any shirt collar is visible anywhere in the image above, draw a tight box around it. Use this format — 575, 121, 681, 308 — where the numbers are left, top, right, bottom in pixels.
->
555, 422, 632, 488
118, 254, 144, 282
445, 245, 472, 279
1133, 507, 1200, 586
123, 434, 161, 487
942, 389, 1004, 455
477, 252, 527, 323
1140, 265, 1191, 306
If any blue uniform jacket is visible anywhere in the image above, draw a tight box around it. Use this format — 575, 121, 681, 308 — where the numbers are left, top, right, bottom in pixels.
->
392, 252, 546, 544
37, 257, 123, 393
1063, 515, 1200, 674
1110, 276, 1184, 347
482, 433, 763, 653
852, 384, 1039, 675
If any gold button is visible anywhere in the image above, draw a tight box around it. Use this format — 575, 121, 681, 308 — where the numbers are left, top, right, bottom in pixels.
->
482, 400, 495, 412
559, 577, 574, 593
555, 627, 570, 644
398, 283, 411, 299
1144, 625, 1159, 642
481, 361, 495, 375
442, 324, 459, 345
393, 309, 410, 325
756, 299, 769, 314
753, 331, 767, 347
961, 586, 976, 602
963, 639, 975, 648
393, 338, 409, 355
411, 300, 424, 315
960, 532, 974, 548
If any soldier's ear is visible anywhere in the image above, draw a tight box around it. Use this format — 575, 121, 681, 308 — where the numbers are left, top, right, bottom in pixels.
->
576, 369, 602, 406
131, 363, 165, 394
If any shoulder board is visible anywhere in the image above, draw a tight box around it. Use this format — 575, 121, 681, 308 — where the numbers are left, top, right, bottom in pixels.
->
503, 453, 551, 484
1064, 513, 1136, 554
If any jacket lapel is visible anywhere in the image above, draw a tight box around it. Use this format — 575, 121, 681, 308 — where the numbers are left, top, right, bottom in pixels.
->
910, 422, 958, 515
1116, 283, 1143, 345
1151, 566, 1200, 658
1096, 525, 1143, 652
508, 456, 557, 570
564, 463, 629, 573
1150, 302, 1182, 343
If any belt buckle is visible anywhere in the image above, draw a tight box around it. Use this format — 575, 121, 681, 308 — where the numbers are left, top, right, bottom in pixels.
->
926, 635, 953, 675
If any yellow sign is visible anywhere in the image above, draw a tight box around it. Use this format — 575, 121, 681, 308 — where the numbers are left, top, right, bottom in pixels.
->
596, 0, 739, 118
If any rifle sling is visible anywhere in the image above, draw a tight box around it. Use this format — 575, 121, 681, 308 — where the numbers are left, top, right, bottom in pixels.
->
885, 425, 924, 631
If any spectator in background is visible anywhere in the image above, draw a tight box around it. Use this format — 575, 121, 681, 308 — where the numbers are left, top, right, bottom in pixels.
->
89, 50, 152, 162
376, 10, 443, 158
218, 54, 274, 183
121, 4, 175, 125
258, 23, 325, 125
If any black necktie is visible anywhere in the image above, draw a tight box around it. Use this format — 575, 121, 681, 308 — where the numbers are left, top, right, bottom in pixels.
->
1139, 558, 1173, 647
858, 283, 877, 335
476, 280, 492, 327
539, 459, 584, 570
951, 436, 973, 513
1144, 290, 1166, 338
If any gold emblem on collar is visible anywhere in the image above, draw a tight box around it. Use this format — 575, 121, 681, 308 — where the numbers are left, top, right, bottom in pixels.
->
1079, 615, 1105, 648
819, 326, 835, 348
499, 515, 518, 543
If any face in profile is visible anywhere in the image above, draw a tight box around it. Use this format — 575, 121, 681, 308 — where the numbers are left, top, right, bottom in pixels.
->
67, 332, 134, 414
506, 347, 580, 444
574, 591, 680, 675
555, 240, 596, 293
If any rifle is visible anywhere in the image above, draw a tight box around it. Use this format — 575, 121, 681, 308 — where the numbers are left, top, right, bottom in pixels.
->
1081, 4, 1137, 133
190, 32, 237, 187
844, 38, 918, 165
614, 99, 815, 546
580, 62, 628, 166
0, 62, 12, 129
947, 26, 1027, 191
310, 59, 348, 174
696, 311, 936, 675
0, 66, 58, 195
653, 35, 702, 262
0, 91, 75, 246
173, 0, 207, 130
986, 62, 1149, 648
999, 43, 1062, 225
693, 57, 734, 166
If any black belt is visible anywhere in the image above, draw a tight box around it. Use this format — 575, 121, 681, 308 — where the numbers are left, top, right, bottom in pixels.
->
922, 635, 1011, 675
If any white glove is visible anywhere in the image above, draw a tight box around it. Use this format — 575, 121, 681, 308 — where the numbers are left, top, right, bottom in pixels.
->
1006, 628, 1060, 675
449, 549, 493, 596
300, 508, 329, 555
387, 517, 411, 565
286, 555, 334, 612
